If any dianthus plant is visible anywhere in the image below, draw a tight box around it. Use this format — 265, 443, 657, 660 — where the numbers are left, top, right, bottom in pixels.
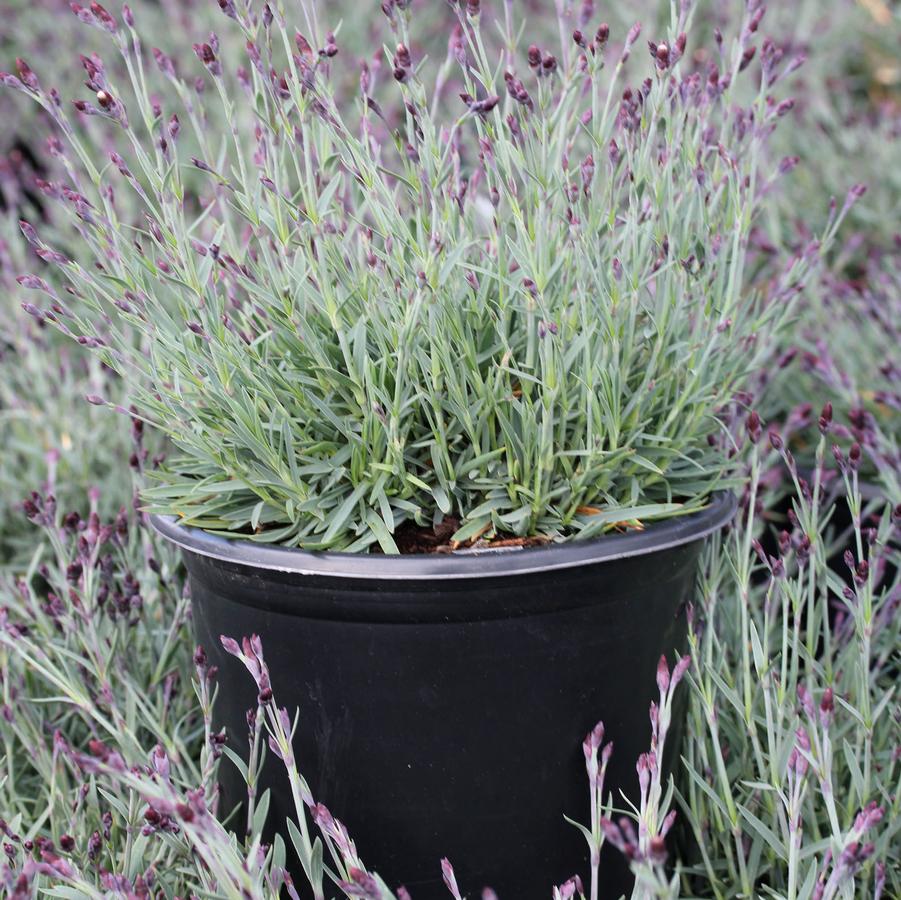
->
5, 0, 829, 549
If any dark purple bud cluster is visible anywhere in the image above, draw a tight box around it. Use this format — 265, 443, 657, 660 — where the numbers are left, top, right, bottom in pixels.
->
621, 22, 642, 63
321, 32, 338, 59
141, 802, 180, 836
18, 220, 70, 266
503, 72, 533, 111
22, 491, 56, 526
15, 57, 40, 92
459, 92, 499, 118
393, 42, 412, 82
69, 1, 117, 33
193, 42, 221, 78
527, 44, 557, 77
747, 410, 762, 444
152, 47, 176, 79
537, 320, 558, 338
220, 634, 273, 704
647, 36, 685, 71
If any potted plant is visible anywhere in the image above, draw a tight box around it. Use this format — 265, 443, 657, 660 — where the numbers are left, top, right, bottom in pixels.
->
5, 0, 820, 894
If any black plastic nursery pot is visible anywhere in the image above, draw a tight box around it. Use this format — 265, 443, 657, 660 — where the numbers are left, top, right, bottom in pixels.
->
152, 492, 736, 900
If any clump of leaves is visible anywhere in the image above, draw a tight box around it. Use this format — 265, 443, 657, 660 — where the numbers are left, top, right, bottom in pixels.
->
5, 0, 830, 549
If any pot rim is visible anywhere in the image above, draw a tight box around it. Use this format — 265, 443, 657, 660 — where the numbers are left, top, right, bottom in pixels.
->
149, 491, 736, 581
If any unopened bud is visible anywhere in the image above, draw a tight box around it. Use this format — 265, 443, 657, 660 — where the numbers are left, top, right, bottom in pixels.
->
747, 410, 761, 444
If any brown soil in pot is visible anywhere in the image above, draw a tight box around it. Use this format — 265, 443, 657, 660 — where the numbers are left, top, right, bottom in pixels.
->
388, 516, 550, 554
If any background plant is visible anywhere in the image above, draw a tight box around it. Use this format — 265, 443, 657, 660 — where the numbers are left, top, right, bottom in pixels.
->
1, 406, 896, 898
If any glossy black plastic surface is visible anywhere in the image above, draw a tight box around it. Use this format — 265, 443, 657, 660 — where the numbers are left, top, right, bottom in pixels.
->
152, 493, 735, 899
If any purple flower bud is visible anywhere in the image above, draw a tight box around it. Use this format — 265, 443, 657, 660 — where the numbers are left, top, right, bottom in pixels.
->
88, 1, 117, 31
853, 802, 884, 833
832, 444, 847, 472
652, 41, 670, 69
783, 54, 806, 78
778, 156, 800, 176
15, 58, 40, 91
394, 42, 412, 71
17, 275, 50, 293
748, 6, 766, 33
151, 744, 170, 780
819, 687, 834, 725
152, 48, 176, 79
775, 98, 795, 118
845, 183, 868, 209
0, 72, 27, 92
578, 0, 594, 26
583, 721, 604, 761
19, 219, 40, 246
656, 655, 670, 694
441, 859, 462, 900
193, 43, 221, 77
69, 2, 94, 26
322, 32, 338, 58
747, 410, 762, 444
462, 93, 499, 117
622, 22, 642, 61
672, 654, 691, 687
580, 153, 595, 195
648, 835, 667, 864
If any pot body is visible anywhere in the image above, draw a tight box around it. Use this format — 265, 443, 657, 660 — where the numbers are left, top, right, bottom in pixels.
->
155, 495, 734, 900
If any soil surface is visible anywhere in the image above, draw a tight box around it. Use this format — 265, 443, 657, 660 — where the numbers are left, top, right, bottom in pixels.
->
388, 516, 549, 554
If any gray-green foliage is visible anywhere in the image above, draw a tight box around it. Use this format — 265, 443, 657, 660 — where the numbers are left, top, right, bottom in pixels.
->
0, 434, 896, 898
679, 433, 900, 900
5, 0, 826, 549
